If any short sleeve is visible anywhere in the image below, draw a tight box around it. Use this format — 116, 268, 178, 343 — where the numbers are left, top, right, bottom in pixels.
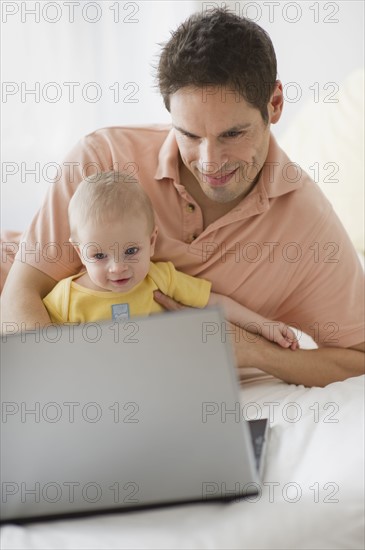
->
43, 278, 71, 323
275, 207, 365, 348
149, 261, 212, 308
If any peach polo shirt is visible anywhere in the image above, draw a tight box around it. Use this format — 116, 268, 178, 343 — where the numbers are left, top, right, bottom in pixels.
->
16, 125, 364, 348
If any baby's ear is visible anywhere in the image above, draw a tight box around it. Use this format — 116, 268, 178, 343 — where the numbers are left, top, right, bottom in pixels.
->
69, 238, 83, 264
150, 225, 158, 256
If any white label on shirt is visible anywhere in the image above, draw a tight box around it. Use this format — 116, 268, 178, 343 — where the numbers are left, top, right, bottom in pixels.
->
112, 303, 130, 321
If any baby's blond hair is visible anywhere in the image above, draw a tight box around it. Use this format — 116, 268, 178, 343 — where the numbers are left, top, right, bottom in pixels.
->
68, 171, 155, 240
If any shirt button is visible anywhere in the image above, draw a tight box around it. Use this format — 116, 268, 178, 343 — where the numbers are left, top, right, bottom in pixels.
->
187, 203, 195, 213
186, 234, 197, 244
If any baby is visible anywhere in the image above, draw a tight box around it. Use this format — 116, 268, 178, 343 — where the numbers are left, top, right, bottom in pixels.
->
43, 171, 298, 350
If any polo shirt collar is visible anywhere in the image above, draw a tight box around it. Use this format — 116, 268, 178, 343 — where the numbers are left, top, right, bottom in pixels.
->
261, 133, 303, 198
154, 127, 180, 182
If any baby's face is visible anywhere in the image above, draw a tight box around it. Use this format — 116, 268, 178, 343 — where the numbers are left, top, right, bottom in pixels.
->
75, 216, 157, 293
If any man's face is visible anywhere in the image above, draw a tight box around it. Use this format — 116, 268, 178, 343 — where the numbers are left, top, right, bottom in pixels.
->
170, 85, 282, 204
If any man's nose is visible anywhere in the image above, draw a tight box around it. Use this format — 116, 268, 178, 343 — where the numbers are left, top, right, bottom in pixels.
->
199, 141, 227, 174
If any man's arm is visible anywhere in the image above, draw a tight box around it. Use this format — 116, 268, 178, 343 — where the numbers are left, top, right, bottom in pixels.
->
234, 332, 365, 387
1, 262, 56, 331
153, 291, 365, 387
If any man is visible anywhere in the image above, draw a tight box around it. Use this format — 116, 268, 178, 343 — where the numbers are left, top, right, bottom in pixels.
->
2, 9, 364, 386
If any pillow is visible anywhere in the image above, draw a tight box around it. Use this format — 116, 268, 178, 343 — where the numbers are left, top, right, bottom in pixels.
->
278, 68, 364, 254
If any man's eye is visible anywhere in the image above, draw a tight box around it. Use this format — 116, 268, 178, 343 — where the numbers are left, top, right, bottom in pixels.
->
181, 132, 199, 140
94, 253, 107, 260
125, 247, 139, 256
224, 131, 242, 138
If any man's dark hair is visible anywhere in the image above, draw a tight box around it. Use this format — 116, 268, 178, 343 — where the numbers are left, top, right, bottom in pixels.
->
157, 8, 277, 123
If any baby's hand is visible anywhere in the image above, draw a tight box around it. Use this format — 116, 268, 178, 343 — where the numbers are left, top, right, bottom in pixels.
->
263, 322, 299, 350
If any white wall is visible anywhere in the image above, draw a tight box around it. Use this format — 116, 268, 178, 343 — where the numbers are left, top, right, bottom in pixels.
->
2, 0, 364, 240
1, 1, 199, 231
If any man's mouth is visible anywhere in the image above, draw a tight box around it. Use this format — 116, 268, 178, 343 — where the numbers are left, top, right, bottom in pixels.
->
200, 168, 239, 187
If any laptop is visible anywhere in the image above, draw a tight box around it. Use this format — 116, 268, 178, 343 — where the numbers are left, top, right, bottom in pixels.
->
0, 307, 268, 523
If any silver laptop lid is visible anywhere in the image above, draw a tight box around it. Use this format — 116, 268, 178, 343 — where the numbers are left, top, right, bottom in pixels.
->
1, 307, 259, 522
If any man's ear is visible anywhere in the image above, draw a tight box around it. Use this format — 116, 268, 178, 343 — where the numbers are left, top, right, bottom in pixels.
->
268, 80, 284, 125
149, 226, 158, 257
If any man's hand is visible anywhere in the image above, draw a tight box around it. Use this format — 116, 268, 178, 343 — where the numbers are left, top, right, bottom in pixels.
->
1, 262, 55, 332
153, 290, 188, 312
153, 290, 365, 387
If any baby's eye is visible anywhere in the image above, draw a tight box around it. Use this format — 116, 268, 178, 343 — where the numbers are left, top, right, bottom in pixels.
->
125, 247, 139, 256
94, 253, 107, 260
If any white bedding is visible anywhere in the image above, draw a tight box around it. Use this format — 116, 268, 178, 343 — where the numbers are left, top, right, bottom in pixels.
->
1, 374, 364, 550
